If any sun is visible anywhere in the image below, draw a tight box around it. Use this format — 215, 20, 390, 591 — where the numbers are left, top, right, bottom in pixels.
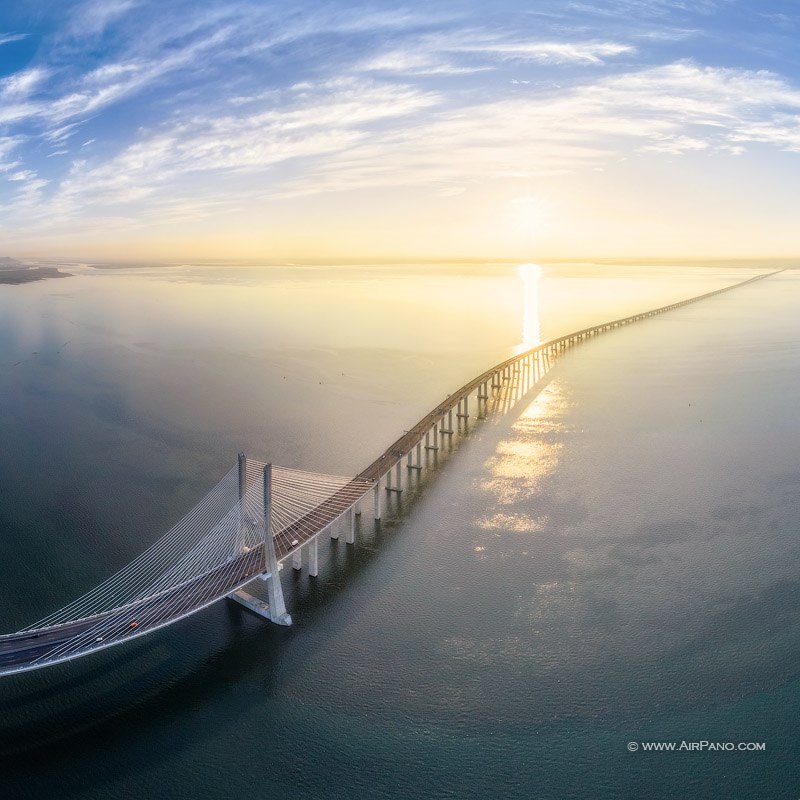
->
518, 263, 542, 281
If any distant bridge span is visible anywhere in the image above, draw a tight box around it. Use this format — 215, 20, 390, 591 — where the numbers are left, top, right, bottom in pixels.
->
0, 270, 780, 676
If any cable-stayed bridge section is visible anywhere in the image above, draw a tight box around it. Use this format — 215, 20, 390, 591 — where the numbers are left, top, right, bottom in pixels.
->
0, 270, 779, 676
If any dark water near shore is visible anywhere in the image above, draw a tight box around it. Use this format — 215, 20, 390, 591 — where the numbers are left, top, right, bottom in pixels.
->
0, 263, 798, 799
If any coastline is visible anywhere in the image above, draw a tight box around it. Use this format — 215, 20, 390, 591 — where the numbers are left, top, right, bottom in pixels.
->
0, 267, 72, 285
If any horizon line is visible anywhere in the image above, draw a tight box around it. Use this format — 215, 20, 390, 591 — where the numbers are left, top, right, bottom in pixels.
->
9, 254, 800, 268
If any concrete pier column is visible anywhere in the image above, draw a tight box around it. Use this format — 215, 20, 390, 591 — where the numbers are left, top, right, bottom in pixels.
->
354, 501, 361, 516
408, 441, 423, 471
238, 452, 247, 549
425, 428, 438, 451
330, 520, 340, 539
262, 464, 291, 625
346, 507, 356, 544
440, 410, 454, 435
308, 538, 319, 577
396, 460, 403, 491
238, 452, 247, 499
374, 479, 382, 520
292, 548, 302, 571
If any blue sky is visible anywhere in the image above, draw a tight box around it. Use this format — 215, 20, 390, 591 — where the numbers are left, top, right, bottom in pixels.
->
2, 0, 800, 260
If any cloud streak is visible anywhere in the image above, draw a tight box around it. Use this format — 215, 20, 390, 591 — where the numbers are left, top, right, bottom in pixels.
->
0, 32, 28, 46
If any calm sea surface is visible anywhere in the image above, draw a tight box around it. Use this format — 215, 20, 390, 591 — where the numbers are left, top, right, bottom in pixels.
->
0, 263, 798, 799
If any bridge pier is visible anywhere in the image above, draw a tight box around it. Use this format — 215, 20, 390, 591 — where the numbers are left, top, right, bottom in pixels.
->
261, 464, 292, 625
292, 548, 302, 570
425, 428, 438, 451
308, 538, 319, 576
440, 412, 453, 435
386, 461, 403, 493
346, 508, 356, 544
374, 480, 382, 520
237, 451, 248, 551
228, 460, 291, 625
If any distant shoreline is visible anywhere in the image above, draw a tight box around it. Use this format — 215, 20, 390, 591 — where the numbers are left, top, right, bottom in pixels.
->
0, 266, 73, 285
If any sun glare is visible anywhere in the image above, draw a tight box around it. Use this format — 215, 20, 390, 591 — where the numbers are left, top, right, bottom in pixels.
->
519, 263, 542, 348
518, 263, 543, 282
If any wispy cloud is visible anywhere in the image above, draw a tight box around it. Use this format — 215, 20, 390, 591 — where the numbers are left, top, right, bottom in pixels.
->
64, 0, 141, 38
17, 78, 438, 223
8, 170, 37, 182
0, 67, 50, 101
455, 39, 635, 65
565, 0, 730, 19
255, 62, 800, 199
0, 136, 23, 173
0, 32, 28, 46
46, 25, 236, 125
360, 30, 634, 76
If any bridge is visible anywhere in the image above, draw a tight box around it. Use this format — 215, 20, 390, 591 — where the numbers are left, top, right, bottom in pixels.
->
0, 270, 779, 676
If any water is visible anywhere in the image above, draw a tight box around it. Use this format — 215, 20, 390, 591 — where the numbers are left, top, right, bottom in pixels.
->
0, 263, 797, 799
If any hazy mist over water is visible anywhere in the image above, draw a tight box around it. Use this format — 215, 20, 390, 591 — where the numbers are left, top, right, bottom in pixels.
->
0, 264, 798, 799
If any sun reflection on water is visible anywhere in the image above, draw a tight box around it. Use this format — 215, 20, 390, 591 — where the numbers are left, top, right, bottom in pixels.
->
518, 263, 542, 349
477, 380, 571, 534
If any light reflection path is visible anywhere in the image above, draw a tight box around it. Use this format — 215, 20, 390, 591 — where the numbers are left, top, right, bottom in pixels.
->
519, 263, 542, 350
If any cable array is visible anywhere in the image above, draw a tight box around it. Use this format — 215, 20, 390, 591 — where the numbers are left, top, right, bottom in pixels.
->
11, 460, 370, 656
246, 459, 372, 556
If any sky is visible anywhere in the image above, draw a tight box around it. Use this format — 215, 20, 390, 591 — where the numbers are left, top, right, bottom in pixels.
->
2, 0, 800, 262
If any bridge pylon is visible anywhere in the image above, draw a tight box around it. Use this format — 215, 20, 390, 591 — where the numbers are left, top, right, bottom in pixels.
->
227, 454, 292, 626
